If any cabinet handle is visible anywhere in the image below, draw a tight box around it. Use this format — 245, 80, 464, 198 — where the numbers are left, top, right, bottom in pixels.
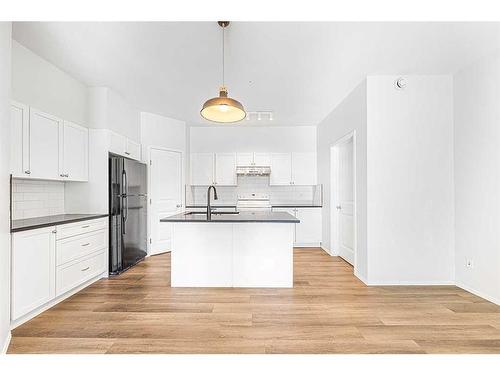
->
176, 204, 182, 208
24, 170, 31, 175
81, 243, 90, 247
81, 266, 90, 272
60, 173, 65, 177
125, 152, 130, 155
51, 229, 57, 234
81, 225, 90, 228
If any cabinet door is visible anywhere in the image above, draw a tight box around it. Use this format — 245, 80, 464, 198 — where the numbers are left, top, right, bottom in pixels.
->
10, 101, 30, 177
109, 131, 127, 156
62, 121, 88, 181
236, 153, 254, 166
126, 139, 141, 161
295, 208, 322, 246
253, 152, 271, 166
215, 153, 237, 186
11, 227, 56, 321
292, 152, 317, 185
29, 108, 62, 180
190, 153, 214, 185
269, 153, 292, 185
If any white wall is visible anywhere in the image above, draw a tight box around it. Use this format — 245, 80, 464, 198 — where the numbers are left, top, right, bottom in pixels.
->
0, 22, 12, 353
454, 52, 500, 304
366, 75, 454, 284
190, 126, 316, 153
87, 87, 140, 142
317, 80, 368, 279
11, 40, 87, 125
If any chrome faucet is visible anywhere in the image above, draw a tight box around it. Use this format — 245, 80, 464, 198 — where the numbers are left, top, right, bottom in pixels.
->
207, 185, 218, 221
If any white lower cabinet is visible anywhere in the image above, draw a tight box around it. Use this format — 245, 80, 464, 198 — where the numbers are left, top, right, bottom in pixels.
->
295, 208, 322, 246
272, 207, 322, 247
11, 227, 56, 321
11, 218, 108, 324
56, 250, 106, 296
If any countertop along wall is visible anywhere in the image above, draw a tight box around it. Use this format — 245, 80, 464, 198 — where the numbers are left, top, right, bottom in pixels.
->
454, 51, 500, 304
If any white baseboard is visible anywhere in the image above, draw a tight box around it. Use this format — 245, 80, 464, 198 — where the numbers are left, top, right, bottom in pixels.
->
294, 243, 321, 248
455, 281, 500, 306
363, 279, 454, 286
354, 270, 369, 285
1, 331, 11, 354
320, 246, 331, 255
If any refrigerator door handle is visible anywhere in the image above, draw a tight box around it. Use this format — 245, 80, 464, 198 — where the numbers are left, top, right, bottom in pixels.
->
122, 169, 128, 234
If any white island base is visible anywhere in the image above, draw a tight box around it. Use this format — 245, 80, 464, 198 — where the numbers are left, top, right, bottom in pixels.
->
171, 222, 294, 288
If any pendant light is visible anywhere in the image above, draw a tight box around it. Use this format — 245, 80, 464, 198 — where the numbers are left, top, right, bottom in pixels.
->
200, 21, 246, 123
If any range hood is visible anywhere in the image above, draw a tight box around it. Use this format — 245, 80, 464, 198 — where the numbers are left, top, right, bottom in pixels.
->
236, 166, 271, 176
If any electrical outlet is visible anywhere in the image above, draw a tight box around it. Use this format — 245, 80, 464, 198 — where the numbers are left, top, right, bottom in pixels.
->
466, 258, 474, 269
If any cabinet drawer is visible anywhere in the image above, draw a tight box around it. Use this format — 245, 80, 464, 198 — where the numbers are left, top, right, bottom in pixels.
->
57, 229, 107, 266
56, 250, 106, 296
56, 218, 107, 240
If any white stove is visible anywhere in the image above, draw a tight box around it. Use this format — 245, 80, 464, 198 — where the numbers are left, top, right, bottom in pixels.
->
236, 193, 272, 212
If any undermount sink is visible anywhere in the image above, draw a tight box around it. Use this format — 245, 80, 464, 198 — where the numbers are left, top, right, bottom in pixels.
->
185, 211, 240, 216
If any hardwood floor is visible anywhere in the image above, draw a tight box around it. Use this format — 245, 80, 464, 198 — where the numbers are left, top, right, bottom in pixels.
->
8, 248, 500, 354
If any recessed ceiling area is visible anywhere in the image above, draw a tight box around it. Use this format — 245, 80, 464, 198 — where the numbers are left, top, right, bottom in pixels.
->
12, 22, 500, 126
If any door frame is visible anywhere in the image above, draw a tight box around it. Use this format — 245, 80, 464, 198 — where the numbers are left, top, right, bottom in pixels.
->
330, 130, 357, 270
147, 146, 184, 256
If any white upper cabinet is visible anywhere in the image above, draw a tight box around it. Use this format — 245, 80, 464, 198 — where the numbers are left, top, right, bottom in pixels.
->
108, 131, 141, 161
125, 139, 141, 161
29, 108, 63, 180
270, 153, 292, 185
10, 103, 89, 182
236, 152, 271, 166
253, 153, 271, 166
10, 101, 30, 177
61, 121, 89, 181
236, 153, 254, 166
215, 153, 237, 186
291, 152, 317, 185
190, 153, 214, 186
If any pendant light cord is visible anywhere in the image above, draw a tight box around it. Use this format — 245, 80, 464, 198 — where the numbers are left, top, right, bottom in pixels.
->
222, 24, 225, 87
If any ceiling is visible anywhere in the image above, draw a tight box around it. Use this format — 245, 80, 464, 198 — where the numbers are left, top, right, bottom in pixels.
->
12, 22, 500, 127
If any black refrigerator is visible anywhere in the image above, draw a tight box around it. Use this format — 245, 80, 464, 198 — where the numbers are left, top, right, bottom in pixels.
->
109, 155, 147, 275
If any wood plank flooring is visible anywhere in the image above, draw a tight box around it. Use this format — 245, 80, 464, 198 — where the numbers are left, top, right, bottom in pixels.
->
8, 248, 500, 354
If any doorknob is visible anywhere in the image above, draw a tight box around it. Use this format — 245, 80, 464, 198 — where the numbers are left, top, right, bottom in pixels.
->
176, 204, 182, 208
336, 205, 342, 210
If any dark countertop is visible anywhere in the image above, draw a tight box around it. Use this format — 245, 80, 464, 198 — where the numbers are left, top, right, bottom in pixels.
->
161, 211, 299, 223
11, 214, 109, 233
271, 204, 322, 208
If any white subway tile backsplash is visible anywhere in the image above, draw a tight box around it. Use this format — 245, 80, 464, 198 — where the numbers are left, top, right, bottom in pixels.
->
189, 176, 320, 206
11, 179, 65, 220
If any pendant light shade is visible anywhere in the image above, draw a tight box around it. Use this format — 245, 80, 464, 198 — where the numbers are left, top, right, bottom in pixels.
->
200, 87, 246, 123
200, 21, 246, 123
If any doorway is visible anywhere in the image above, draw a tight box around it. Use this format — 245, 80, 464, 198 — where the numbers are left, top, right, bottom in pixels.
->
331, 132, 356, 266
148, 147, 183, 256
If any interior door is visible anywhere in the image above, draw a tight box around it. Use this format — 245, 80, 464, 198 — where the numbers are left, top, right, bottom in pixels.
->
29, 108, 62, 180
150, 148, 182, 255
337, 139, 355, 265
63, 121, 88, 181
215, 153, 236, 186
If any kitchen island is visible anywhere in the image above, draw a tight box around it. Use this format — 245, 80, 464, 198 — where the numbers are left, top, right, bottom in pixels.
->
161, 211, 299, 287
